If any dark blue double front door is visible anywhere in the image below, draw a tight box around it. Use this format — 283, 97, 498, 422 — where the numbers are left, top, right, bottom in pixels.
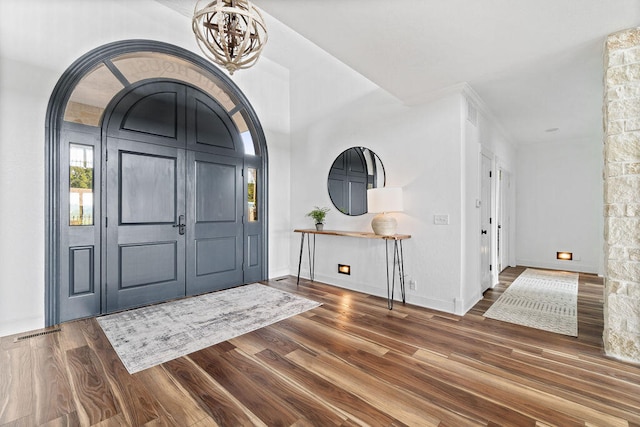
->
102, 81, 249, 312
59, 81, 263, 321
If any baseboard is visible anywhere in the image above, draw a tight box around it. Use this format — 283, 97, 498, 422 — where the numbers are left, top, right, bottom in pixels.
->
0, 316, 44, 339
268, 268, 291, 280
298, 273, 458, 314
461, 292, 483, 315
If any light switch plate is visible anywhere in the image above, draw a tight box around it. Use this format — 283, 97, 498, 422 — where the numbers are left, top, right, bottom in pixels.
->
434, 214, 449, 225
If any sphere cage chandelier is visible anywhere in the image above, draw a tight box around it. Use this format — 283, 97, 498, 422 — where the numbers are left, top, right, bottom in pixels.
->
192, 0, 268, 75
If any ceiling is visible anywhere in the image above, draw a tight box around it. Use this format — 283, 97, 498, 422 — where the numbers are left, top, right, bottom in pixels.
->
159, 0, 640, 145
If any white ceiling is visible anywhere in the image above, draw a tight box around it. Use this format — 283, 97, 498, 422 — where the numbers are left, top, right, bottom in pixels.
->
160, 0, 640, 145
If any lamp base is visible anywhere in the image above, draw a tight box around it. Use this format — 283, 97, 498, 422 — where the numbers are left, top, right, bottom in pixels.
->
371, 213, 397, 236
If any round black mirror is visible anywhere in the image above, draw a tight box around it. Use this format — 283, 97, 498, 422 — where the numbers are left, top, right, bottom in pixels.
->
327, 147, 385, 216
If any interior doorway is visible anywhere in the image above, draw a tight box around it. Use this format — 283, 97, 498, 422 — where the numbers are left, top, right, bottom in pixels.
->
46, 41, 268, 325
480, 152, 493, 292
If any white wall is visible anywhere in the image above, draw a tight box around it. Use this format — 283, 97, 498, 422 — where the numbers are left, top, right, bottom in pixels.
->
0, 0, 527, 336
290, 88, 469, 312
462, 96, 482, 312
516, 138, 603, 274
461, 89, 517, 311
0, 0, 291, 336
281, 32, 515, 313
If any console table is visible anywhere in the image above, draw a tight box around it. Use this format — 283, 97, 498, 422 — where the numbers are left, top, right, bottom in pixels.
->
293, 229, 411, 309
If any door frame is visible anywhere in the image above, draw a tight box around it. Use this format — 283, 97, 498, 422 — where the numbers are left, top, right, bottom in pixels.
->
480, 151, 493, 292
45, 40, 269, 326
497, 167, 511, 272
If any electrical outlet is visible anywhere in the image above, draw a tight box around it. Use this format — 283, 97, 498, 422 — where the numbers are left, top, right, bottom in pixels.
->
434, 214, 449, 225
409, 279, 417, 290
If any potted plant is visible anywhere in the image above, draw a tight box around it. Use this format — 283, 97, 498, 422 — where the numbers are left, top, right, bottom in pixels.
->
306, 206, 330, 231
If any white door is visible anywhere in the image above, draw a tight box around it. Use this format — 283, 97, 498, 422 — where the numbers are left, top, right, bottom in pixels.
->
480, 153, 492, 292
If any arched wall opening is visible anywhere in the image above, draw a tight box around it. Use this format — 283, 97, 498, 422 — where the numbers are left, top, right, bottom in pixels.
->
45, 40, 268, 325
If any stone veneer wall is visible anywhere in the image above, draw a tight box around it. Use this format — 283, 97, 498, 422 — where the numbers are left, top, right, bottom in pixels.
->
603, 27, 640, 364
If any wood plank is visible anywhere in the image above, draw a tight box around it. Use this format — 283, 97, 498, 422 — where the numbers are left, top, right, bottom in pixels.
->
38, 411, 81, 426
91, 413, 128, 426
189, 346, 301, 426
58, 320, 88, 353
286, 348, 474, 426
242, 324, 306, 355
162, 354, 263, 426
276, 314, 390, 357
30, 332, 75, 425
220, 348, 347, 426
135, 364, 215, 427
410, 348, 628, 426
308, 306, 419, 355
343, 344, 536, 425
78, 319, 161, 426
188, 416, 221, 427
256, 348, 399, 427
1, 267, 640, 426
462, 349, 640, 423
0, 341, 33, 425
65, 345, 118, 425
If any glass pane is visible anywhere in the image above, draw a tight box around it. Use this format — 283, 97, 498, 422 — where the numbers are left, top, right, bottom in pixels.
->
112, 52, 237, 111
241, 131, 255, 156
232, 110, 250, 133
64, 63, 124, 126
247, 168, 258, 222
70, 144, 94, 225
233, 111, 257, 155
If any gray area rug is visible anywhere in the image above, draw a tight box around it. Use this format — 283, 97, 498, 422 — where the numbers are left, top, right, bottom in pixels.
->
483, 268, 579, 336
97, 283, 321, 374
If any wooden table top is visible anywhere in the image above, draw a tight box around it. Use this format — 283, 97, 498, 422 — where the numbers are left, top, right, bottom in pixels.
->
294, 229, 411, 240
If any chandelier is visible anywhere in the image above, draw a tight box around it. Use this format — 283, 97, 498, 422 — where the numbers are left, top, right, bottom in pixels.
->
192, 0, 268, 75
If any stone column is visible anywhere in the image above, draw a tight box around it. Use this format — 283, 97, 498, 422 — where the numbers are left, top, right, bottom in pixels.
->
603, 27, 640, 364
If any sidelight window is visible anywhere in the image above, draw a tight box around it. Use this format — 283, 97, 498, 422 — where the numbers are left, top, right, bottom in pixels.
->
247, 168, 258, 222
69, 144, 94, 225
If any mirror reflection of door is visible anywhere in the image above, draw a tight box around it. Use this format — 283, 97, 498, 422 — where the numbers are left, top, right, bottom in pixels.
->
327, 147, 385, 216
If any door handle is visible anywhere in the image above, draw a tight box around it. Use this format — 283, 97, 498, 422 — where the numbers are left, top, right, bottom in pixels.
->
173, 214, 186, 235
481, 230, 487, 235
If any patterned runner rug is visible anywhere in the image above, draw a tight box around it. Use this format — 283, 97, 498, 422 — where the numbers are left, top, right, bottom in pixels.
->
97, 283, 321, 374
483, 268, 579, 336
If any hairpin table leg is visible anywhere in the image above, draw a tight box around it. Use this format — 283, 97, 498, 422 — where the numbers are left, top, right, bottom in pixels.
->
296, 232, 305, 286
397, 240, 406, 303
308, 233, 316, 281
386, 238, 407, 309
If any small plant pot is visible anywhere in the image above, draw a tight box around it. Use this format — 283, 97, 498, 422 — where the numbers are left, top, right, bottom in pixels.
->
315, 223, 324, 231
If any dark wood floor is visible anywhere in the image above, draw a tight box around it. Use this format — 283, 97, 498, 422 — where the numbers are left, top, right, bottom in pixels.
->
2, 266, 640, 426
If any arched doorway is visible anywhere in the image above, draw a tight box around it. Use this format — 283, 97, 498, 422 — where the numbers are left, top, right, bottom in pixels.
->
45, 40, 268, 325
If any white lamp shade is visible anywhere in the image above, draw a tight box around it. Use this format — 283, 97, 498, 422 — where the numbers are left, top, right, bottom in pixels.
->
367, 187, 403, 213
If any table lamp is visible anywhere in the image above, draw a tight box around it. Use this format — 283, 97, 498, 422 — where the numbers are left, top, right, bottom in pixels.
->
367, 187, 403, 236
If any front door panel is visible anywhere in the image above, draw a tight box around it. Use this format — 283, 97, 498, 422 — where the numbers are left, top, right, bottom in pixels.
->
106, 138, 186, 312
186, 151, 243, 295
102, 81, 249, 314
